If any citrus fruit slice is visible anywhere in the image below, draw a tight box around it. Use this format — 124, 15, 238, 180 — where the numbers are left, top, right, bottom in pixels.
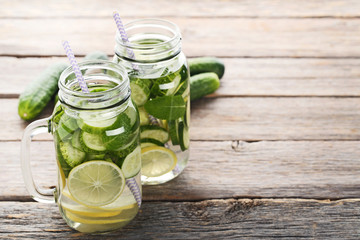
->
141, 146, 177, 177
68, 161, 125, 207
65, 211, 132, 225
121, 146, 141, 178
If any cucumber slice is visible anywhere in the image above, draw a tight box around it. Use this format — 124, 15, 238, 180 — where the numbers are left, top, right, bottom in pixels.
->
56, 124, 72, 141
77, 113, 117, 134
60, 141, 86, 168
178, 122, 189, 151
80, 131, 107, 153
140, 125, 169, 144
168, 120, 179, 145
164, 75, 181, 96
60, 115, 78, 133
124, 104, 138, 128
130, 78, 151, 106
71, 130, 83, 150
138, 107, 150, 126
116, 133, 139, 159
184, 101, 190, 127
54, 133, 72, 177
86, 153, 106, 161
140, 138, 164, 148
121, 146, 141, 179
102, 115, 132, 151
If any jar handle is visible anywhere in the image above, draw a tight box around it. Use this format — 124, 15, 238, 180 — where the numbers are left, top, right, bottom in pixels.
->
21, 117, 55, 203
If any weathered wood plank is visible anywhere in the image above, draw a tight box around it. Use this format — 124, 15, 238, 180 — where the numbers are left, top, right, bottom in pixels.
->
2, 97, 360, 141
3, 141, 360, 201
2, 0, 360, 18
1, 199, 359, 239
2, 57, 360, 97
1, 18, 360, 57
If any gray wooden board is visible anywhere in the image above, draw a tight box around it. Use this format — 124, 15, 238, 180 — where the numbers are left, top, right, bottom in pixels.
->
2, 0, 360, 18
2, 57, 360, 97
1, 18, 360, 57
3, 97, 360, 141
2, 141, 360, 201
1, 199, 360, 239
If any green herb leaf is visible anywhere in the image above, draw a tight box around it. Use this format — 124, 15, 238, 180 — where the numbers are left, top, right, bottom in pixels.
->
144, 95, 186, 120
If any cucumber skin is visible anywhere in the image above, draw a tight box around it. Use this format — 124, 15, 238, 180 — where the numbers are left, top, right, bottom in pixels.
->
84, 51, 109, 61
188, 57, 225, 79
190, 72, 220, 101
18, 63, 68, 120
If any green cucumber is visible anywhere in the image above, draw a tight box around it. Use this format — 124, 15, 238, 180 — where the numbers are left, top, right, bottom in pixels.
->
54, 134, 72, 177
168, 120, 180, 145
71, 130, 83, 150
116, 134, 139, 159
18, 63, 68, 120
138, 107, 150, 126
77, 112, 118, 133
140, 125, 169, 144
178, 121, 190, 151
84, 51, 109, 61
59, 141, 86, 168
130, 78, 152, 106
188, 57, 225, 79
80, 131, 107, 153
102, 115, 132, 151
140, 138, 164, 148
190, 72, 220, 101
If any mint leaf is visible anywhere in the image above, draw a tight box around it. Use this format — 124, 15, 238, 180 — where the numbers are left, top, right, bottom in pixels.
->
144, 95, 186, 120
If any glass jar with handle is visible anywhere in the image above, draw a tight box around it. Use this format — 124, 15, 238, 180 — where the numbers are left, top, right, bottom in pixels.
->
21, 60, 142, 233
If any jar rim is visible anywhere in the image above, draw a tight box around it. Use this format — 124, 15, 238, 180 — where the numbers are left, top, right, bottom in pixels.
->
59, 60, 128, 98
115, 18, 181, 50
58, 60, 130, 110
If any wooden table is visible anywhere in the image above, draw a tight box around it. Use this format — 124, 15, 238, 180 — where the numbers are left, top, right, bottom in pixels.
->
1, 0, 360, 239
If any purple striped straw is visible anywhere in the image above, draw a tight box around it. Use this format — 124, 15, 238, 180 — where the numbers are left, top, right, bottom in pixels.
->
126, 178, 142, 208
112, 12, 139, 71
62, 41, 89, 93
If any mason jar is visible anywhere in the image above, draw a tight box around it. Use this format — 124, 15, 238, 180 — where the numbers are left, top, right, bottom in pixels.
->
113, 19, 190, 185
21, 60, 142, 233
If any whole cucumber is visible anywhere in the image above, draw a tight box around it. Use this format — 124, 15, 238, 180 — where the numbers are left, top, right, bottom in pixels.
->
18, 63, 68, 120
190, 72, 220, 101
188, 57, 225, 79
84, 51, 109, 61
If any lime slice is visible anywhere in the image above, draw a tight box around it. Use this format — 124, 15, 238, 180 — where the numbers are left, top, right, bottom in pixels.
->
121, 146, 141, 178
68, 161, 125, 206
141, 146, 177, 177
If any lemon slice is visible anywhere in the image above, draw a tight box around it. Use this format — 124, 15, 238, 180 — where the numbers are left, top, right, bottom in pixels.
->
121, 146, 141, 178
141, 146, 177, 177
68, 161, 125, 207
65, 211, 132, 225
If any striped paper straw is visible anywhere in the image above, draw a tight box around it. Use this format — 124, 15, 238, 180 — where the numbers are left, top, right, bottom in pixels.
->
112, 12, 139, 71
62, 41, 89, 93
126, 178, 142, 207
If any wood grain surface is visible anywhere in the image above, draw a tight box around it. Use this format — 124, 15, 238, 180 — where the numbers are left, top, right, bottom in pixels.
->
1, 199, 359, 239
2, 0, 360, 238
2, 57, 360, 98
1, 18, 360, 57
2, 97, 360, 141
2, 0, 360, 18
2, 140, 359, 201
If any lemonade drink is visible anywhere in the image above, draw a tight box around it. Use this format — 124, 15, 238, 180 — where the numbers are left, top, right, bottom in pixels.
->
53, 61, 141, 233
114, 19, 190, 185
